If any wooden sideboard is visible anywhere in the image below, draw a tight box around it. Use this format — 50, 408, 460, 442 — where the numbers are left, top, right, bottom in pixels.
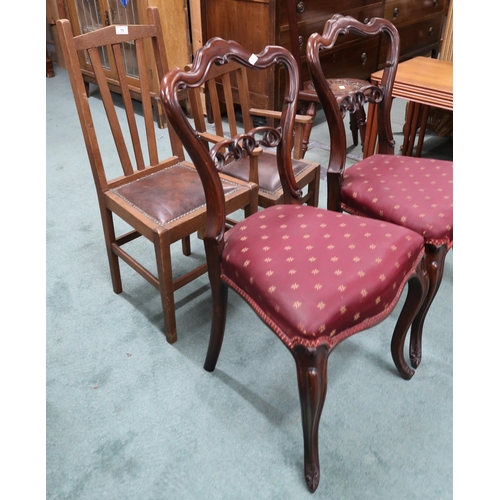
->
200, 0, 449, 110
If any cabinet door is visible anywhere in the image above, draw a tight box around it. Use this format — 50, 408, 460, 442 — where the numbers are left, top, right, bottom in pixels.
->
105, 0, 145, 80
65, 0, 144, 85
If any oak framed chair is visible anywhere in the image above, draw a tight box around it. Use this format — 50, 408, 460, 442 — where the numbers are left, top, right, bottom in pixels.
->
56, 6, 258, 344
161, 36, 429, 492
307, 14, 453, 375
188, 58, 321, 210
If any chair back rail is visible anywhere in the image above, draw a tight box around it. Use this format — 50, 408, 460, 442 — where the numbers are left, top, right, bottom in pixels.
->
307, 15, 400, 179
58, 7, 184, 191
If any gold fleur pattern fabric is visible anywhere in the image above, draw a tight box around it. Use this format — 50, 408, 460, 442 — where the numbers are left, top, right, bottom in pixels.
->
341, 155, 453, 249
221, 205, 425, 349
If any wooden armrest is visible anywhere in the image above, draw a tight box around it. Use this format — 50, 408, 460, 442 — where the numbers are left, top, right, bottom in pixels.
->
198, 131, 224, 144
249, 107, 313, 124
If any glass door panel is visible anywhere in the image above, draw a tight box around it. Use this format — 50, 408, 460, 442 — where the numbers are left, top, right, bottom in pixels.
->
107, 0, 141, 78
74, 0, 110, 71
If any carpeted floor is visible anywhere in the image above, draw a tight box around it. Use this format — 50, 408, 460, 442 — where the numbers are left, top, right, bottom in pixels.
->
45, 64, 453, 499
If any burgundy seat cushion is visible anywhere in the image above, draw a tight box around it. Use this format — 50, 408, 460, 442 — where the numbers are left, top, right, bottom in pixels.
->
221, 205, 425, 349
341, 155, 453, 248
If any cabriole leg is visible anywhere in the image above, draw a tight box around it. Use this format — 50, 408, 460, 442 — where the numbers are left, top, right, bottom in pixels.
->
410, 244, 448, 368
292, 343, 331, 492
391, 261, 429, 380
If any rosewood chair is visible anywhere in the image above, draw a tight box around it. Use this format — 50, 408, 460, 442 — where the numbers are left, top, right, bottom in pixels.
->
161, 37, 429, 492
188, 59, 321, 209
285, 0, 368, 158
307, 15, 453, 374
56, 7, 258, 344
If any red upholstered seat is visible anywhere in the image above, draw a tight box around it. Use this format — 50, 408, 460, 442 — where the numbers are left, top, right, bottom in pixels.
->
161, 35, 430, 493
306, 14, 453, 376
341, 155, 453, 248
222, 204, 424, 349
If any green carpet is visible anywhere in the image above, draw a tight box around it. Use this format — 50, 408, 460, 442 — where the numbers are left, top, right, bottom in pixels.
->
45, 66, 452, 499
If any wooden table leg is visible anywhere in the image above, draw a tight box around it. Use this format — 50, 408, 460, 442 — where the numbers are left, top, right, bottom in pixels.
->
415, 104, 430, 157
402, 102, 423, 156
46, 48, 55, 78
408, 103, 422, 156
401, 101, 414, 155
362, 102, 378, 159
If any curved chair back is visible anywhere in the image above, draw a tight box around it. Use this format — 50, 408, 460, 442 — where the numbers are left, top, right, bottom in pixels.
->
307, 15, 400, 205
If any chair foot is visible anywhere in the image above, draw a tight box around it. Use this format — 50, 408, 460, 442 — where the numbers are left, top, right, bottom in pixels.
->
165, 329, 178, 344
305, 463, 321, 493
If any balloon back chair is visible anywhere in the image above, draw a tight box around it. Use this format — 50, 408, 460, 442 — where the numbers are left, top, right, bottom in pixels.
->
306, 15, 453, 374
56, 7, 258, 344
161, 37, 430, 492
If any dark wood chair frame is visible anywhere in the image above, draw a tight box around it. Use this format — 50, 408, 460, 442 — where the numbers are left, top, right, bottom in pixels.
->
188, 59, 321, 209
307, 14, 452, 376
161, 37, 429, 492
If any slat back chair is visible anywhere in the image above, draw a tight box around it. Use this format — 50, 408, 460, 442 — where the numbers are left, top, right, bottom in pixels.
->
188, 57, 321, 209
161, 37, 430, 492
56, 6, 258, 344
307, 15, 453, 370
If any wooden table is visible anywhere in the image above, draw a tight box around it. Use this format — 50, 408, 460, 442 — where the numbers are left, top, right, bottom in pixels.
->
363, 56, 453, 158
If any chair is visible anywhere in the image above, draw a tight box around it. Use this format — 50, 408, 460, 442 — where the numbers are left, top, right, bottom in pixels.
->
188, 58, 321, 209
285, 0, 368, 159
306, 14, 453, 370
161, 36, 429, 492
56, 6, 258, 344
